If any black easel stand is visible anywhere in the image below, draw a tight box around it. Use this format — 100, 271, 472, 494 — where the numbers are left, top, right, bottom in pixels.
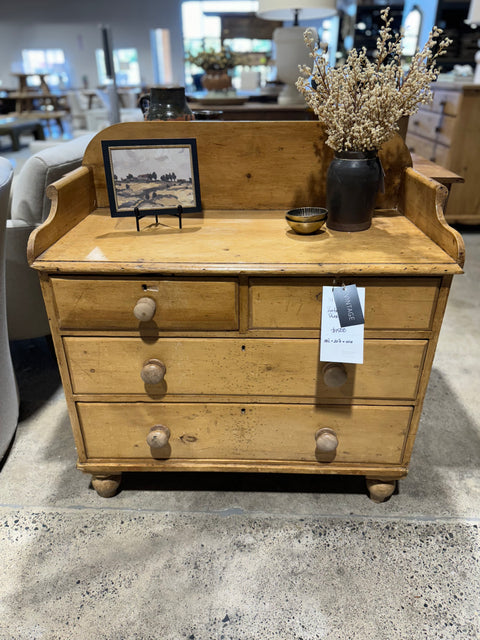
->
134, 205, 183, 232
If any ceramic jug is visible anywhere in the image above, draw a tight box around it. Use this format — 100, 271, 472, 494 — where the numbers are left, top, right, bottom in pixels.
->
138, 86, 194, 121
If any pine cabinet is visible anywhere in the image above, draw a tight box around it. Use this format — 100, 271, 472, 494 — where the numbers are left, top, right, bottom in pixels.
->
406, 82, 480, 224
28, 121, 464, 502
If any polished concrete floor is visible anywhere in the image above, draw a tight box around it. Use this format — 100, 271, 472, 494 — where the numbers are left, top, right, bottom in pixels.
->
1, 135, 479, 638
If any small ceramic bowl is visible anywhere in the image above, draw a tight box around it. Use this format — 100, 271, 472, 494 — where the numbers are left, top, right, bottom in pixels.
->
286, 218, 326, 235
285, 207, 328, 235
286, 207, 328, 222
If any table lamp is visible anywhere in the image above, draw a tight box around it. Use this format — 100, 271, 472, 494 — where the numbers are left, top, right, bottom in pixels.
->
467, 0, 480, 83
257, 0, 337, 105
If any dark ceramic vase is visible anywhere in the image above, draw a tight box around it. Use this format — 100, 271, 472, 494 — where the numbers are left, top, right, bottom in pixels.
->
326, 150, 383, 232
138, 86, 194, 121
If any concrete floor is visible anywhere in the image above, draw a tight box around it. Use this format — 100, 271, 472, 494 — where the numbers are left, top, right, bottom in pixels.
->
1, 136, 479, 638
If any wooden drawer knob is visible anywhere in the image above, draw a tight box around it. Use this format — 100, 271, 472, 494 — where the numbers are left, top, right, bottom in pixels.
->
134, 297, 156, 321
146, 425, 171, 449
322, 363, 347, 388
315, 428, 338, 453
141, 358, 166, 384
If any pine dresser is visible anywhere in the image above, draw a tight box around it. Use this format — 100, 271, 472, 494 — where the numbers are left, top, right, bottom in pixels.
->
28, 121, 464, 501
406, 81, 480, 224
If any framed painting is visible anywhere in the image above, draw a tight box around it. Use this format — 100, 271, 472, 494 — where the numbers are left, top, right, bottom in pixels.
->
101, 138, 201, 218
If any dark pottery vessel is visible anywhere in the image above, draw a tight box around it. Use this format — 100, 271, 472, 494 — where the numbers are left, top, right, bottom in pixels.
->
138, 86, 194, 121
326, 150, 383, 232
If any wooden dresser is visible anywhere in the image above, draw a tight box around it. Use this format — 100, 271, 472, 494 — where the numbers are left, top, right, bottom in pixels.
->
28, 121, 464, 502
406, 81, 480, 224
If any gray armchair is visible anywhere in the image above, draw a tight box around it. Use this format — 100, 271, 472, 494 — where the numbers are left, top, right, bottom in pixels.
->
0, 156, 19, 460
5, 133, 96, 340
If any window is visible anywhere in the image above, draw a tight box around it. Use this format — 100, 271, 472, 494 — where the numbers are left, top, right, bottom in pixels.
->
402, 7, 422, 57
96, 48, 141, 86
21, 49, 69, 88
182, 1, 274, 90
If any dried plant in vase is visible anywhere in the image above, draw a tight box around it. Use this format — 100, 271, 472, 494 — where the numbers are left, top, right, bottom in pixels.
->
186, 45, 243, 93
186, 45, 241, 72
295, 8, 451, 231
296, 8, 451, 152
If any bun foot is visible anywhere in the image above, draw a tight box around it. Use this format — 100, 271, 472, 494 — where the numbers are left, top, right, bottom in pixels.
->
91, 474, 122, 498
366, 477, 396, 503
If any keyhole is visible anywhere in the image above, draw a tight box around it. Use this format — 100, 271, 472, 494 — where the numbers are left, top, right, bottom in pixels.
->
241, 345, 246, 351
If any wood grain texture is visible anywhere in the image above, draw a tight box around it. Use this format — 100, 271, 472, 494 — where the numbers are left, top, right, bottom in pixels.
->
77, 402, 412, 465
29, 120, 464, 497
82, 121, 410, 211
411, 153, 463, 185
401, 275, 454, 464
64, 336, 427, 401
27, 166, 95, 264
249, 276, 440, 330
400, 168, 465, 267
33, 210, 462, 276
445, 89, 480, 223
406, 83, 480, 223
78, 459, 408, 477
51, 277, 238, 330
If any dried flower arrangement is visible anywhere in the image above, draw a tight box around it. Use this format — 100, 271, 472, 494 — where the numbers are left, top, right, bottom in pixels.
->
186, 45, 241, 72
296, 9, 452, 152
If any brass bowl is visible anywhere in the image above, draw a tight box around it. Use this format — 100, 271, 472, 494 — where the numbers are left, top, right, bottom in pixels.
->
286, 207, 328, 222
286, 217, 326, 235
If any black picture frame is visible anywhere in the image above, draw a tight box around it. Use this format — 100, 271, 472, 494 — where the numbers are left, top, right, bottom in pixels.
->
101, 138, 202, 218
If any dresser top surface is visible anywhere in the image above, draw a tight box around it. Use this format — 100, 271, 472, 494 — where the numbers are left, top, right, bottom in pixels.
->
32, 208, 462, 276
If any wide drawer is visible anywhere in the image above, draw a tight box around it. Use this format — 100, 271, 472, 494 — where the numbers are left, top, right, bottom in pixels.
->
77, 402, 412, 464
409, 111, 456, 147
249, 277, 439, 330
65, 337, 427, 400
51, 277, 238, 331
406, 134, 450, 167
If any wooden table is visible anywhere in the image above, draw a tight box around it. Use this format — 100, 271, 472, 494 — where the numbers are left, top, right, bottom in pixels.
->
11, 72, 51, 93
28, 121, 464, 501
411, 153, 464, 193
188, 99, 315, 120
9, 91, 67, 113
0, 116, 45, 150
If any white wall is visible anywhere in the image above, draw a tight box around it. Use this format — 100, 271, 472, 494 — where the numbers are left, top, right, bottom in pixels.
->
0, 0, 185, 89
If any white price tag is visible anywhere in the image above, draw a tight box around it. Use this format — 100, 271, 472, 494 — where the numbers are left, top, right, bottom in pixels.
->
320, 286, 365, 364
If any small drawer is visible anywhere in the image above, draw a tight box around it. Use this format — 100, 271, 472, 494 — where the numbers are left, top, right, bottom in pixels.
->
65, 337, 427, 400
77, 401, 412, 465
51, 277, 238, 331
409, 111, 456, 147
249, 277, 439, 331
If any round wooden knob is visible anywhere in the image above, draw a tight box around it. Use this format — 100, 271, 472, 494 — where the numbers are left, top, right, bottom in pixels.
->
322, 363, 347, 388
146, 425, 171, 449
134, 297, 156, 321
140, 358, 166, 384
315, 428, 338, 453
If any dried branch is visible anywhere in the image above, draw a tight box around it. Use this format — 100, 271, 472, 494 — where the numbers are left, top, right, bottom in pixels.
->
296, 8, 451, 151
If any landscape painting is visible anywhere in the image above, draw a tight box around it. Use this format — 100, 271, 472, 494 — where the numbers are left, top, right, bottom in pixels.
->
102, 138, 201, 217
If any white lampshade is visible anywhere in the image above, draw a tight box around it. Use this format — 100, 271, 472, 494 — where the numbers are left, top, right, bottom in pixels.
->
257, 0, 337, 21
467, 0, 480, 25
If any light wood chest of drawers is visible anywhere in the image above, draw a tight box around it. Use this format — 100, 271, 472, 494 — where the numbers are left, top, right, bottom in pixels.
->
28, 122, 464, 501
406, 82, 480, 224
